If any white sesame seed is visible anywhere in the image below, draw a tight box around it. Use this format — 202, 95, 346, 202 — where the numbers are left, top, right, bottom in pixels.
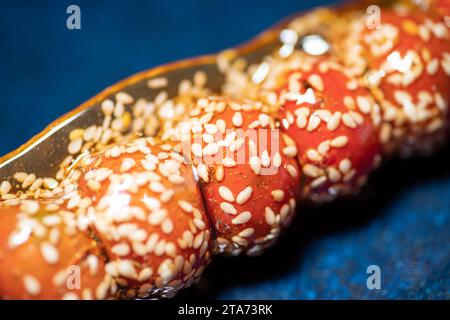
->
349, 111, 364, 125
14, 172, 28, 183
68, 138, 83, 155
204, 123, 218, 135
431, 22, 448, 39
283, 146, 298, 158
311, 176, 327, 188
229, 138, 245, 152
287, 165, 298, 178
48, 228, 59, 245
223, 131, 237, 147
330, 136, 349, 148
308, 74, 324, 91
259, 113, 270, 127
111, 243, 131, 256
147, 77, 168, 89
271, 189, 285, 201
95, 282, 109, 300
157, 152, 169, 160
272, 152, 282, 168
22, 173, 36, 189
441, 57, 450, 76
232, 211, 252, 225
138, 267, 154, 282
261, 150, 271, 167
249, 156, 261, 175
232, 236, 248, 246
203, 142, 219, 156
148, 209, 167, 225
317, 140, 330, 155
87, 179, 101, 192
232, 112, 243, 127
116, 91, 134, 104
29, 178, 42, 191
215, 164, 224, 182
150, 181, 165, 193
183, 230, 194, 248
220, 201, 237, 215
327, 112, 341, 131
168, 175, 185, 185
105, 262, 119, 277
67, 194, 81, 209
202, 133, 214, 144
155, 90, 168, 105
342, 113, 357, 128
307, 115, 321, 131
0, 181, 11, 195
236, 186, 253, 205
161, 218, 174, 234
94, 168, 113, 182
238, 228, 255, 238
303, 164, 323, 178
160, 189, 174, 203
216, 119, 226, 133
343, 169, 356, 182
69, 128, 84, 141
42, 215, 62, 227
82, 288, 93, 300
20, 200, 39, 214
315, 110, 332, 122
109, 146, 122, 158
264, 207, 276, 226
346, 79, 358, 90
129, 228, 148, 242
196, 164, 209, 183
83, 125, 96, 142
194, 70, 207, 87
117, 260, 138, 279
222, 158, 236, 167
435, 92, 447, 113
356, 96, 372, 114
23, 275, 41, 296
191, 143, 203, 158
293, 112, 306, 129
327, 167, 342, 183
306, 149, 321, 162
343, 96, 355, 110
339, 159, 352, 173
379, 123, 391, 144
86, 255, 98, 275
193, 231, 204, 249
218, 186, 235, 202
178, 200, 193, 213
194, 218, 206, 230
43, 178, 58, 190
40, 242, 59, 264
101, 99, 114, 115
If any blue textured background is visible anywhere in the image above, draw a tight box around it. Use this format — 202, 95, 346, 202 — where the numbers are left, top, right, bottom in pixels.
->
0, 0, 448, 299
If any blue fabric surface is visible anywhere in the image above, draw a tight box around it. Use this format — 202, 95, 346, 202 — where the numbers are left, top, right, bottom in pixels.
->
0, 0, 448, 300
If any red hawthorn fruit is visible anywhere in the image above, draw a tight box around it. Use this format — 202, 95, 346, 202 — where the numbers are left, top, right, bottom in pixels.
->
0, 200, 109, 300
75, 138, 212, 299
170, 97, 301, 256
277, 58, 382, 203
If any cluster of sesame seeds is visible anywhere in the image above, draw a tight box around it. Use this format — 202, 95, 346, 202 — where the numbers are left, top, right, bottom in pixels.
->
1, 0, 449, 300
168, 97, 301, 255
70, 139, 212, 298
353, 7, 450, 156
